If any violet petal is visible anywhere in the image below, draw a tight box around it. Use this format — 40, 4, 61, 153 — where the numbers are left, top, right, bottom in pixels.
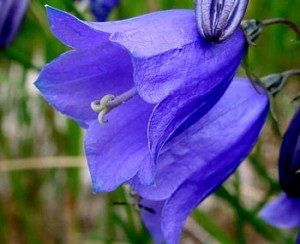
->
260, 193, 300, 228
45, 6, 246, 104
35, 44, 133, 127
85, 96, 154, 192
46, 6, 110, 49
140, 199, 165, 244
159, 78, 269, 243
133, 77, 268, 201
147, 29, 246, 176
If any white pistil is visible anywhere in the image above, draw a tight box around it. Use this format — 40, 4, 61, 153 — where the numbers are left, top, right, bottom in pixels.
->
91, 87, 138, 125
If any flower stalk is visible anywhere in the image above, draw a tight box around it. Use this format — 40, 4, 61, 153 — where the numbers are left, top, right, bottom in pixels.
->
241, 18, 300, 45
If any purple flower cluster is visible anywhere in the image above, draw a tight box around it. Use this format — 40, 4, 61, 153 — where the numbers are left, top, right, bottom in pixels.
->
35, 5, 269, 243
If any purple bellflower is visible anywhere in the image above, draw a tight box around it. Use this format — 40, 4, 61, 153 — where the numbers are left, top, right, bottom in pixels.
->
132, 77, 269, 243
260, 108, 300, 239
0, 0, 28, 48
35, 6, 247, 192
195, 0, 249, 42
89, 0, 121, 21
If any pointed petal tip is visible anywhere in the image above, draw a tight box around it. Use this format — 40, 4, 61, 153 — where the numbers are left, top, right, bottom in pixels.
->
45, 5, 82, 29
43, 5, 110, 49
138, 159, 156, 186
92, 177, 132, 193
45, 5, 58, 15
92, 181, 104, 193
45, 5, 69, 20
45, 6, 64, 27
91, 177, 118, 193
140, 176, 156, 187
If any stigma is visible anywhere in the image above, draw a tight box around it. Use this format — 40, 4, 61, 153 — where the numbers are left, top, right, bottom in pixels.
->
91, 87, 138, 125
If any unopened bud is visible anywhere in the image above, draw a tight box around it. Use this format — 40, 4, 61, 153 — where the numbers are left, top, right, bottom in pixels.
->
261, 69, 300, 96
195, 0, 249, 43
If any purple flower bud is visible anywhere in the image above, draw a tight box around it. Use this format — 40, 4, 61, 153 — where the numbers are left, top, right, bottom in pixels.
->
0, 0, 28, 48
279, 108, 300, 197
89, 0, 120, 21
195, 0, 249, 42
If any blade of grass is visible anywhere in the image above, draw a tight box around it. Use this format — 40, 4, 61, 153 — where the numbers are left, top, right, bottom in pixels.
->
191, 208, 234, 244
215, 186, 279, 241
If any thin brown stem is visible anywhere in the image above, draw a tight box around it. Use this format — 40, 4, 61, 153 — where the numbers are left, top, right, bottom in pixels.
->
261, 18, 300, 36
282, 69, 300, 78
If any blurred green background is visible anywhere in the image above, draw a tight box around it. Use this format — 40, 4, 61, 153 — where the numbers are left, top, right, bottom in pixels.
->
0, 0, 299, 243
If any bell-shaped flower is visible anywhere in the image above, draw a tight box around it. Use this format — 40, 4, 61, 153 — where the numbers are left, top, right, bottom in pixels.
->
0, 0, 28, 47
195, 0, 249, 42
260, 108, 300, 236
129, 77, 269, 243
35, 6, 246, 192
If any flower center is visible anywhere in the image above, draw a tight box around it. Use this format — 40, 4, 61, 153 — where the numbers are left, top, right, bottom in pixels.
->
91, 87, 137, 124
